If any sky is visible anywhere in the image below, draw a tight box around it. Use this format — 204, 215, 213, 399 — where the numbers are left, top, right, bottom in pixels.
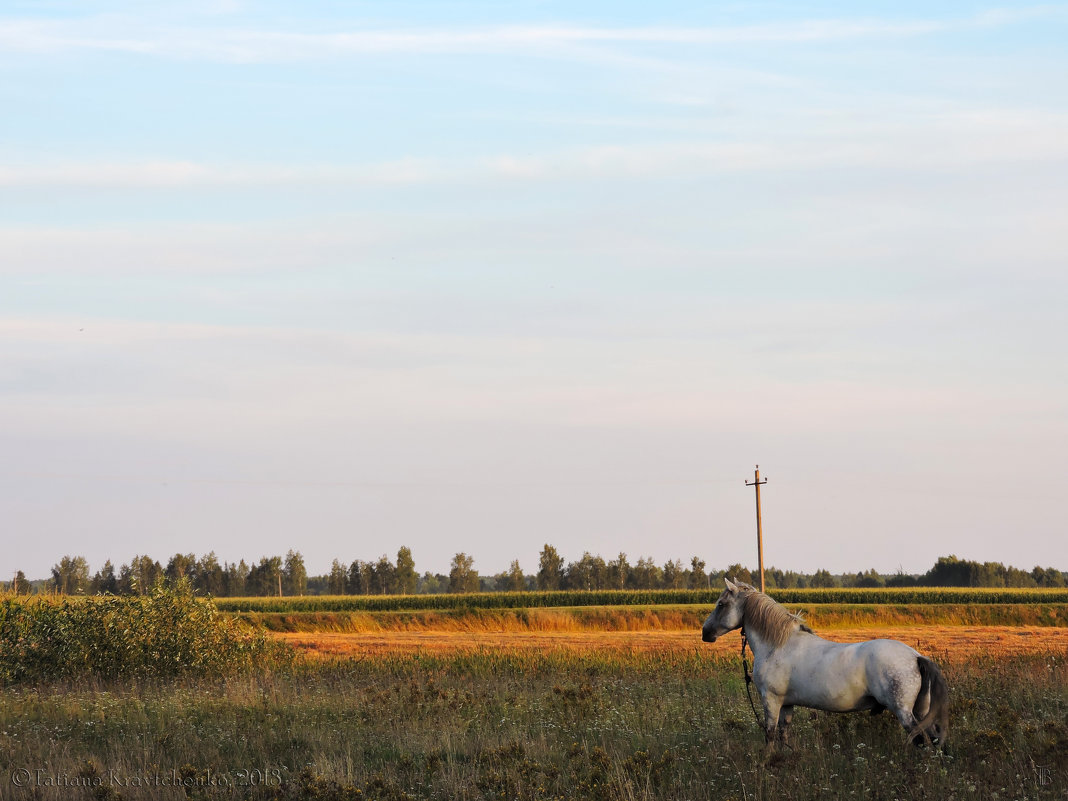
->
2, 1, 1067, 581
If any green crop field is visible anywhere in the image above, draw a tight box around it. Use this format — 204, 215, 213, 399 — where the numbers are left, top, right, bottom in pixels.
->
214, 586, 1068, 614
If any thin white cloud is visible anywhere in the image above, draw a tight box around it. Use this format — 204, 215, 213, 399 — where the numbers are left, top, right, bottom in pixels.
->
2, 108, 1067, 190
0, 8, 1063, 62
0, 219, 405, 275
0, 158, 442, 189
0, 312, 1043, 435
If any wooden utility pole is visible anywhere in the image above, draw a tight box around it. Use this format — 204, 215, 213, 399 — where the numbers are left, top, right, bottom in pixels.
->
745, 465, 768, 593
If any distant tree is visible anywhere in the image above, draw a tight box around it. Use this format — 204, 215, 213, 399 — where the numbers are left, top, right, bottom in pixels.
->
125, 555, 164, 595
224, 560, 249, 596
589, 553, 608, 589
249, 556, 284, 596
925, 555, 998, 587
688, 557, 708, 590
116, 562, 133, 594
809, 569, 837, 588
89, 560, 118, 594
51, 555, 90, 595
202, 555, 224, 598
11, 570, 30, 595
764, 568, 786, 590
662, 559, 685, 589
195, 552, 225, 596
347, 560, 367, 594
632, 557, 661, 589
924, 555, 962, 586
563, 557, 583, 591
420, 572, 445, 594
369, 562, 388, 593
284, 550, 308, 596
1004, 566, 1036, 588
1032, 566, 1067, 588
449, 553, 479, 593
565, 552, 607, 590
931, 559, 974, 589
305, 574, 329, 595
506, 560, 526, 592
328, 559, 348, 595
165, 553, 197, 584
777, 570, 806, 589
246, 560, 263, 596
373, 554, 396, 594
885, 570, 916, 588
395, 547, 418, 595
607, 553, 630, 590
724, 563, 754, 587
853, 568, 884, 588
922, 555, 1036, 588
537, 545, 564, 591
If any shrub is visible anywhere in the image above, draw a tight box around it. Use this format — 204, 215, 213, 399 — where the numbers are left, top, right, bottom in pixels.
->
0, 580, 291, 684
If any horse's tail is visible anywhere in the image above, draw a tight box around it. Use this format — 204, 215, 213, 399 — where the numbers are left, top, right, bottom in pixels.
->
909, 656, 949, 752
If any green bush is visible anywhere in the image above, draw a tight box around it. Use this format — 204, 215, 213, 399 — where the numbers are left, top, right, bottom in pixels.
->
0, 581, 291, 684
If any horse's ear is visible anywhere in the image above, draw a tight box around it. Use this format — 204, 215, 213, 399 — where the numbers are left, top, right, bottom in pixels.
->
724, 577, 738, 593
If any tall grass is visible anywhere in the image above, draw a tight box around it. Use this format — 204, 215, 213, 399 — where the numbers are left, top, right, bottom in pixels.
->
240, 602, 1068, 634
0, 582, 291, 684
0, 648, 1064, 800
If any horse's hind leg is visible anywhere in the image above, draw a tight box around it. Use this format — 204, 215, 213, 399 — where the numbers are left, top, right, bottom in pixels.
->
777, 705, 795, 747
891, 705, 925, 746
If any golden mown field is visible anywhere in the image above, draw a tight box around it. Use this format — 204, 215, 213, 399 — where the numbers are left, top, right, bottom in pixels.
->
275, 623, 1068, 659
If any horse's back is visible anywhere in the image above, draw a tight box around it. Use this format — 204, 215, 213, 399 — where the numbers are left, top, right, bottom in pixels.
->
776, 633, 922, 713
858, 637, 920, 662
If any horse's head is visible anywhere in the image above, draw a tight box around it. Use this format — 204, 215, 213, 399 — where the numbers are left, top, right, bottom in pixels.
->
701, 577, 751, 643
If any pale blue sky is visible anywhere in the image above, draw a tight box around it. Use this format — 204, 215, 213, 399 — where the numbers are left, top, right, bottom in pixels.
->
2, 2, 1067, 580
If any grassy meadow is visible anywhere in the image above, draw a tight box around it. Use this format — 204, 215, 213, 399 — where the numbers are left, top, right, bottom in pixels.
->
2, 588, 1067, 800
1, 649, 1066, 801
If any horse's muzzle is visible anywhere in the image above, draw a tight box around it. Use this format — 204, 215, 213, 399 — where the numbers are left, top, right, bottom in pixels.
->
702, 630, 717, 643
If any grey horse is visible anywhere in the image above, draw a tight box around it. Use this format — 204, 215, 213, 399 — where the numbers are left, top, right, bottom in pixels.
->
702, 578, 949, 752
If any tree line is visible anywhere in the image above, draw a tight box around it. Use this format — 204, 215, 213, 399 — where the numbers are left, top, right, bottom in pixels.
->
10, 549, 1067, 597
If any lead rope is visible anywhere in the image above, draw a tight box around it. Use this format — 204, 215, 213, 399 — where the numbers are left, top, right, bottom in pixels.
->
741, 627, 762, 728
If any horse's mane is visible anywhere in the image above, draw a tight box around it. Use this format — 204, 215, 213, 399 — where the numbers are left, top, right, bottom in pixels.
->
742, 590, 812, 649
